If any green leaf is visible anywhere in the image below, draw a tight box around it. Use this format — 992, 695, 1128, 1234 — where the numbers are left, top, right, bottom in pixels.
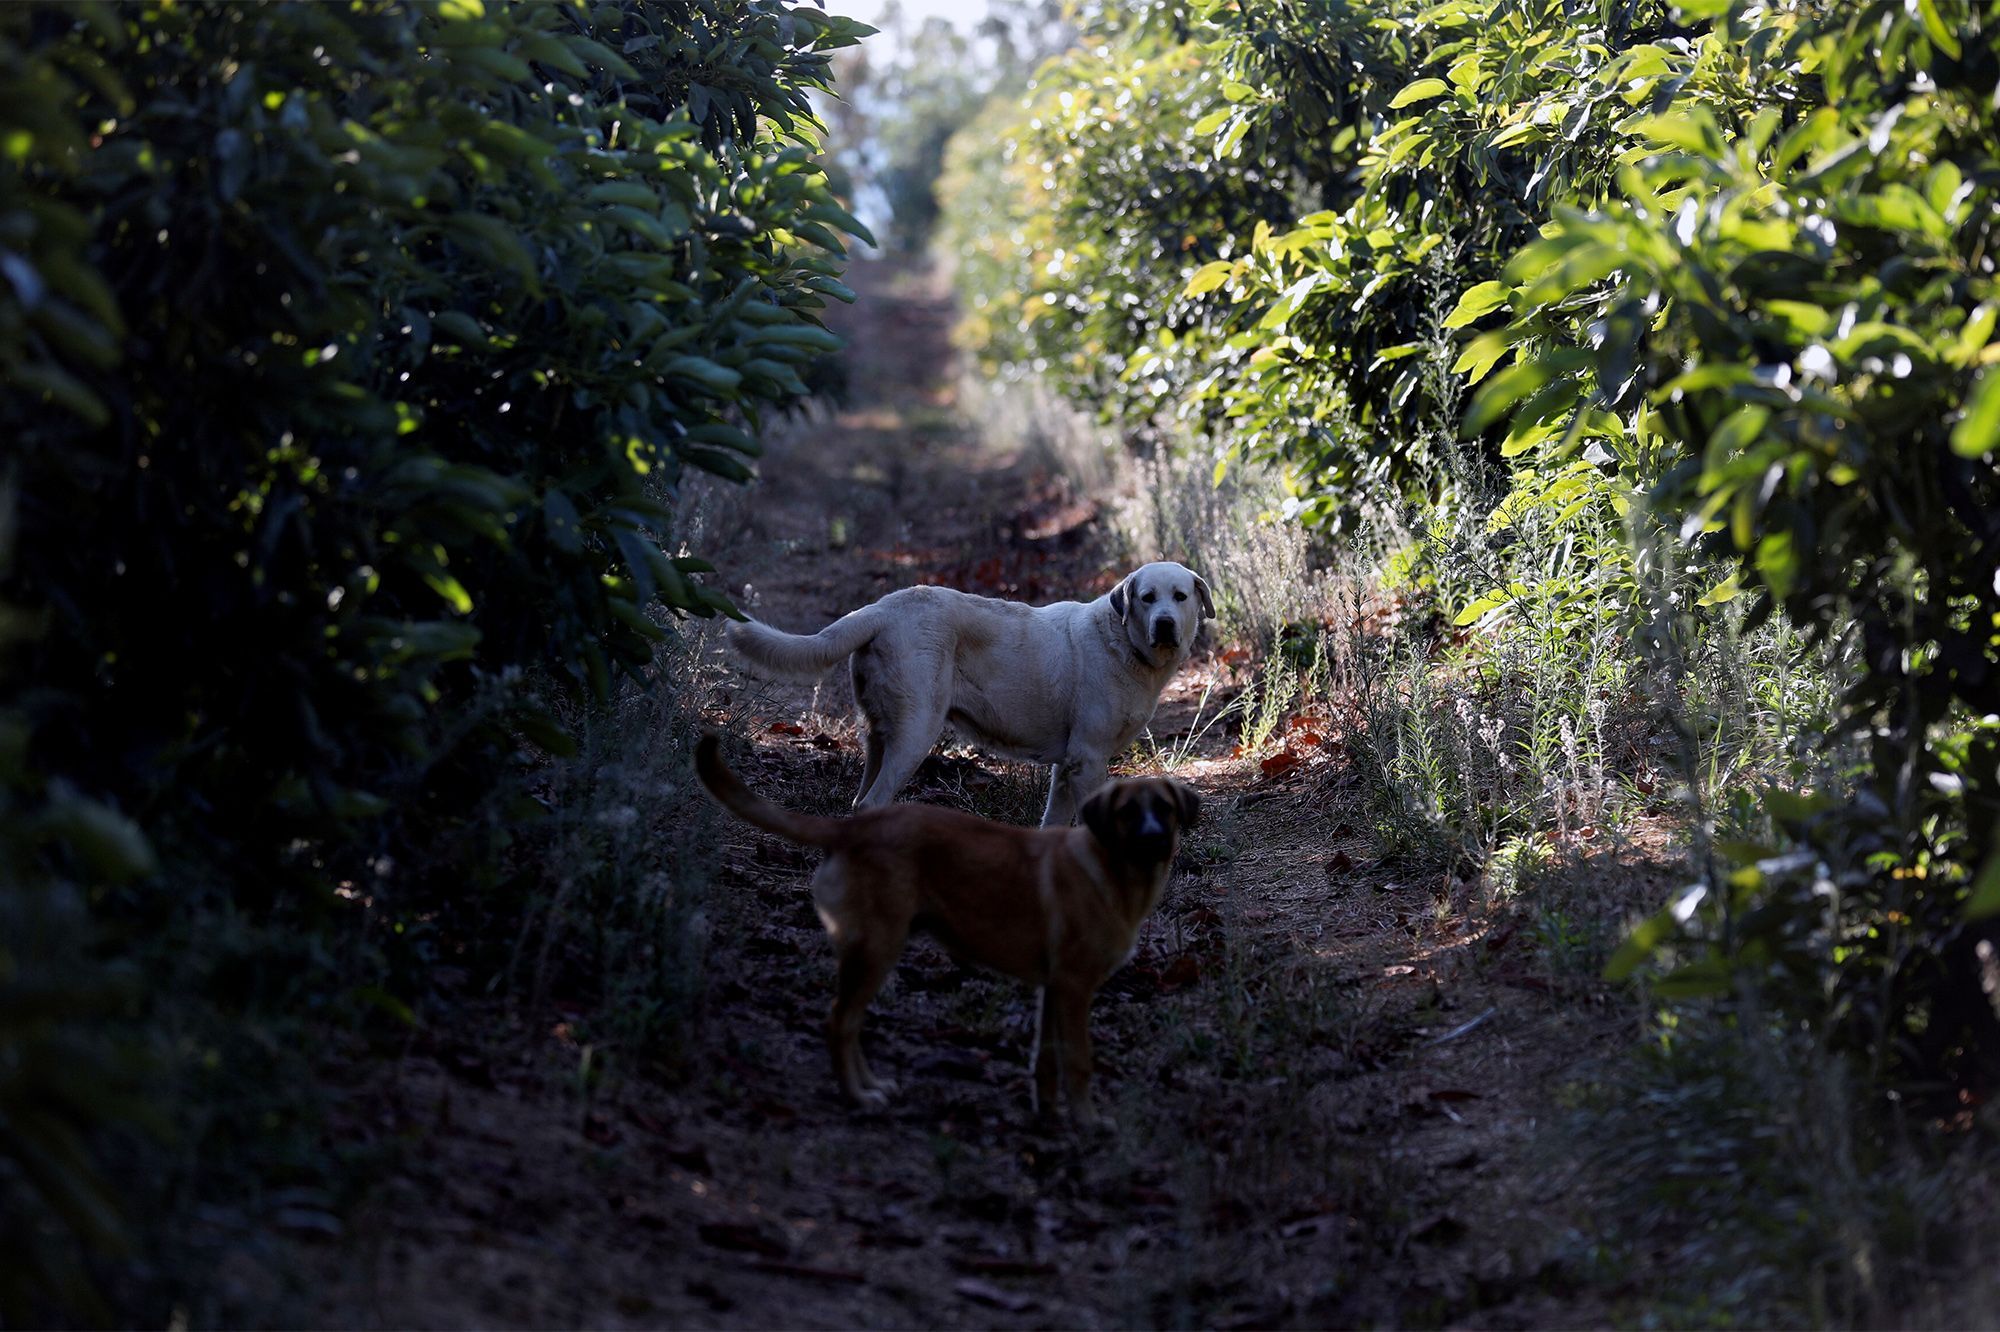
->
563, 34, 640, 80
1442, 280, 1509, 329
520, 32, 589, 79
1625, 109, 1723, 156
1650, 958, 1732, 999
1462, 361, 1553, 436
587, 180, 660, 208
37, 798, 157, 881
1389, 77, 1449, 108
1951, 368, 2000, 458
1755, 528, 1798, 602
1486, 121, 1543, 151
660, 356, 743, 393
1452, 331, 1515, 385
1452, 590, 1514, 626
543, 490, 583, 555
1183, 260, 1236, 298
1604, 885, 1705, 982
1914, 0, 1962, 59
1968, 849, 2000, 921
1695, 571, 1741, 607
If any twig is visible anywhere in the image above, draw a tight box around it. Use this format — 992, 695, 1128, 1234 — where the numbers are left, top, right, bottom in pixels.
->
1421, 1005, 1498, 1049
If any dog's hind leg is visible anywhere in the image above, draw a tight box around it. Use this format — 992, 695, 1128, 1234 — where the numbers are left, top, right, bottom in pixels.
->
850, 649, 886, 806
855, 689, 948, 808
1039, 754, 1106, 827
851, 648, 949, 808
828, 928, 904, 1108
854, 728, 886, 808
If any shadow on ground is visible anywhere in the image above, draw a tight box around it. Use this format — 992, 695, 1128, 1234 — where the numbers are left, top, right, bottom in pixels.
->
289, 258, 1661, 1330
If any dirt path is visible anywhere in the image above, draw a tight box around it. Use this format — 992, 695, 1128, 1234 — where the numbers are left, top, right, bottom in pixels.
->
298, 260, 1656, 1329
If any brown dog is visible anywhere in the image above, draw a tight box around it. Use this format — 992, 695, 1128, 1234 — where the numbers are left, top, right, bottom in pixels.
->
694, 735, 1199, 1123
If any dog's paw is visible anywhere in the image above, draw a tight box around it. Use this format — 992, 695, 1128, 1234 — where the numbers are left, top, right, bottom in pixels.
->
851, 1086, 890, 1111
868, 1076, 899, 1098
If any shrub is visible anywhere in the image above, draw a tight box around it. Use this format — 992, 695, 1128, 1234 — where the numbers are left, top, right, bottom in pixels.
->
1476, 0, 2000, 1086
0, 0, 869, 1316
3, 0, 867, 870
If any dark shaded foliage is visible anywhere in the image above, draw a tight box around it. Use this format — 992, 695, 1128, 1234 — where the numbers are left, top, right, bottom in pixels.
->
0, 0, 868, 1318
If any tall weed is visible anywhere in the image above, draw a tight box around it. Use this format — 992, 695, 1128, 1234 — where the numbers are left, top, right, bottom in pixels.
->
1114, 448, 1335, 654
1563, 1012, 1978, 1328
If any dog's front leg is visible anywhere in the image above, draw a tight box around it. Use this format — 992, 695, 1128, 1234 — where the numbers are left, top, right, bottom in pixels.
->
1031, 985, 1060, 1119
1048, 978, 1099, 1125
1039, 763, 1075, 827
1039, 754, 1107, 827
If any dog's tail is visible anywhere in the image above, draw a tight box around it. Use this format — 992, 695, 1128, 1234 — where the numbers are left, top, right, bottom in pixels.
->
727, 604, 885, 679
695, 734, 847, 847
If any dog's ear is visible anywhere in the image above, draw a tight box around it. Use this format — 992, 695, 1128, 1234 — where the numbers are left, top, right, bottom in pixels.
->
1191, 572, 1216, 621
1108, 573, 1134, 622
1168, 778, 1201, 829
1079, 784, 1119, 844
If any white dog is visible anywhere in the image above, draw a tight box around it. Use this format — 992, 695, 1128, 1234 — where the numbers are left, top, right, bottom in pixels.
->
728, 561, 1214, 825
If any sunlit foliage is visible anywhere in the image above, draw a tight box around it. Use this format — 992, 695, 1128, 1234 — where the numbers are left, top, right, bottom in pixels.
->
942, 0, 2000, 1089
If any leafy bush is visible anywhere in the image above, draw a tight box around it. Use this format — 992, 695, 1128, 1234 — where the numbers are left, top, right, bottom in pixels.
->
943, 0, 2000, 1093
1473, 0, 2000, 1084
0, 490, 161, 1324
940, 32, 1297, 420
0, 0, 868, 1317
5, 0, 866, 866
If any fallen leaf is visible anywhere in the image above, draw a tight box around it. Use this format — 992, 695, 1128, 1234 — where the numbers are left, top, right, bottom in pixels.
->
1158, 954, 1202, 993
955, 1278, 1038, 1312
767, 720, 806, 735
1260, 750, 1303, 779
1324, 850, 1354, 877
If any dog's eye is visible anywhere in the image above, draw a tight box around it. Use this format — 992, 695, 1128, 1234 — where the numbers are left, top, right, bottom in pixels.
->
1141, 591, 1156, 603
1173, 590, 1187, 602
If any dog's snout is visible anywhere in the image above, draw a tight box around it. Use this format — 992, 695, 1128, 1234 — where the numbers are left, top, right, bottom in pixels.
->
1136, 807, 1166, 839
1150, 616, 1178, 647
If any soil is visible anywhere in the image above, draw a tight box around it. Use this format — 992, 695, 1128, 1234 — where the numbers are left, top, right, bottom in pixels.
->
287, 259, 1683, 1329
